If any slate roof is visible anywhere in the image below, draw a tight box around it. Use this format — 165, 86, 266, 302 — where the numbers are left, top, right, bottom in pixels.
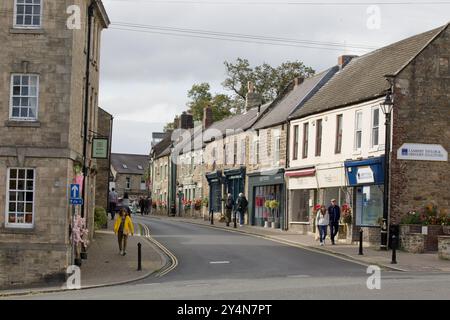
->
291, 24, 448, 119
151, 131, 174, 159
111, 153, 149, 175
253, 67, 339, 130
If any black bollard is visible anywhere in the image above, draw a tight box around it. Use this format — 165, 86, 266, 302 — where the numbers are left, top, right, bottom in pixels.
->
137, 242, 142, 271
391, 235, 397, 264
210, 210, 214, 225
358, 228, 364, 255
233, 211, 237, 228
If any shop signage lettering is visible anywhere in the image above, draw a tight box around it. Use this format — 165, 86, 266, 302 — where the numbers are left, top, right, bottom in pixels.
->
356, 167, 374, 184
397, 143, 448, 162
229, 175, 242, 179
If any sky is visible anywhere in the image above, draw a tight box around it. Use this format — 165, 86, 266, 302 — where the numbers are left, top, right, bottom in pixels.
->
99, 0, 450, 155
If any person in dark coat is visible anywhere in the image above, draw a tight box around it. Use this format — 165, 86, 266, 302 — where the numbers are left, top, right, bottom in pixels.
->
328, 199, 341, 245
236, 193, 248, 227
225, 193, 234, 227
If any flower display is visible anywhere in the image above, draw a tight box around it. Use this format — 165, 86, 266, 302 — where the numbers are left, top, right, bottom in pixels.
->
341, 203, 352, 224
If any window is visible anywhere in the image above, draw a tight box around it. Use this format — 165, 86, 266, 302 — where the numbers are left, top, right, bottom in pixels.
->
10, 74, 39, 121
140, 178, 146, 190
371, 108, 380, 147
7, 168, 35, 227
165, 164, 168, 179
274, 134, 281, 164
191, 156, 195, 173
355, 111, 363, 150
302, 123, 309, 159
137, 165, 143, 170
315, 119, 322, 157
233, 138, 237, 165
126, 177, 131, 190
335, 115, 343, 154
122, 164, 128, 169
240, 139, 246, 165
14, 0, 42, 28
256, 139, 260, 164
293, 125, 299, 160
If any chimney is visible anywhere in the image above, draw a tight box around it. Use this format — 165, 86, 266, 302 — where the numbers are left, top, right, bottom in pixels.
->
294, 77, 304, 87
338, 55, 358, 70
180, 111, 194, 129
203, 106, 213, 129
173, 115, 180, 129
245, 81, 262, 112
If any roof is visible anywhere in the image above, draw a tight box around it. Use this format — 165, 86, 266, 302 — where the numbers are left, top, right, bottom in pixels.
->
203, 103, 271, 143
291, 24, 448, 119
151, 131, 174, 159
253, 67, 339, 130
111, 153, 149, 175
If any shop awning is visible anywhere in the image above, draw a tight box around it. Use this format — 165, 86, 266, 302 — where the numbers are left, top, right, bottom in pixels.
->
285, 168, 316, 177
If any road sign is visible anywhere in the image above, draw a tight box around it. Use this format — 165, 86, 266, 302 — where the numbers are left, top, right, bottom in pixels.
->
70, 198, 84, 206
70, 184, 80, 199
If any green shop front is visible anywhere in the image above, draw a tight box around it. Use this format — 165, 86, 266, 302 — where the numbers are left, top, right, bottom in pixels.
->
206, 170, 223, 213
345, 157, 385, 244
248, 169, 285, 230
223, 167, 246, 202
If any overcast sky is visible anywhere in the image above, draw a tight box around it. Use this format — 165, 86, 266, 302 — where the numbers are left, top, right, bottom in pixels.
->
99, 0, 449, 155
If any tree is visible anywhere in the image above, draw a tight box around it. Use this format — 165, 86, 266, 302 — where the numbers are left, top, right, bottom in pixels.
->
187, 83, 232, 122
222, 58, 315, 105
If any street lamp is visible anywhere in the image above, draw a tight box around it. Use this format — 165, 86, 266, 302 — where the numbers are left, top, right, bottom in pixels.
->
380, 90, 394, 251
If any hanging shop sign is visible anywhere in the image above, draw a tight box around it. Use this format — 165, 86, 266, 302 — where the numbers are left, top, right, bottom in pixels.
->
92, 137, 109, 159
397, 143, 448, 162
356, 166, 374, 184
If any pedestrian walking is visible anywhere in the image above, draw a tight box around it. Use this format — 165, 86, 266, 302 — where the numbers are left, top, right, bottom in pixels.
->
225, 193, 234, 227
316, 205, 329, 246
139, 196, 145, 216
131, 199, 138, 215
109, 188, 118, 220
236, 193, 248, 227
328, 198, 341, 245
114, 208, 134, 256
145, 196, 151, 215
122, 192, 130, 214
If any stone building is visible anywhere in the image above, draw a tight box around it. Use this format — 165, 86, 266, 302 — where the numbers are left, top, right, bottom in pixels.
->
110, 153, 149, 201
248, 68, 338, 230
150, 132, 173, 215
94, 108, 113, 211
0, 0, 109, 288
288, 23, 450, 246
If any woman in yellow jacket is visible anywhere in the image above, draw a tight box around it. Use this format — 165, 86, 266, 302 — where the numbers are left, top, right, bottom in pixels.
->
114, 208, 134, 256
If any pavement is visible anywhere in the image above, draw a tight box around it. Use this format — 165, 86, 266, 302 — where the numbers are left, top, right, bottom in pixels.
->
0, 218, 167, 297
149, 214, 450, 273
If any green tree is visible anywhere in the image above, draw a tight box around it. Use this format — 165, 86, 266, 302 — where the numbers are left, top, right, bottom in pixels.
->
187, 83, 232, 122
223, 58, 315, 105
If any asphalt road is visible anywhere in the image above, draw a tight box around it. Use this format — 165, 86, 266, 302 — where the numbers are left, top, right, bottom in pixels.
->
7, 217, 450, 300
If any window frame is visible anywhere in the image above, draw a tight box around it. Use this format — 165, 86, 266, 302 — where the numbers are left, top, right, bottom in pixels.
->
126, 177, 131, 190
371, 107, 380, 148
9, 74, 40, 121
293, 125, 299, 160
355, 110, 363, 150
13, 0, 43, 29
5, 168, 36, 229
335, 114, 343, 154
315, 119, 322, 157
302, 123, 309, 159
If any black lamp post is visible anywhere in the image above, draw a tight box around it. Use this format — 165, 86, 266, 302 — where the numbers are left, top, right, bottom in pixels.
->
178, 186, 183, 217
380, 90, 394, 251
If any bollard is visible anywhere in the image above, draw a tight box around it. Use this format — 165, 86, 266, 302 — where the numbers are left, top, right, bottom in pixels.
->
137, 242, 142, 271
210, 210, 214, 225
358, 228, 364, 255
391, 235, 397, 264
233, 211, 237, 228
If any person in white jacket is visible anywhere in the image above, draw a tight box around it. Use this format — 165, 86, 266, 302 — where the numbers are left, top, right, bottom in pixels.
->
316, 205, 329, 246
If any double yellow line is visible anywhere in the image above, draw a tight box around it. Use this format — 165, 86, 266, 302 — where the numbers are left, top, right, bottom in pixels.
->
139, 223, 179, 278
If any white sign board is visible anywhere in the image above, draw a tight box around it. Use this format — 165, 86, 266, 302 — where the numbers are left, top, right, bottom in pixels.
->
356, 167, 374, 184
397, 144, 448, 162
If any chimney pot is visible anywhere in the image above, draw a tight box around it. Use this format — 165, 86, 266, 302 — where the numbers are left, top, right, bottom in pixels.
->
338, 55, 358, 69
203, 106, 213, 129
245, 82, 261, 112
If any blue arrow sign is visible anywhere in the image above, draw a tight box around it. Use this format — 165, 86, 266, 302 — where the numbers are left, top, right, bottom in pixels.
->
70, 184, 80, 199
70, 198, 84, 206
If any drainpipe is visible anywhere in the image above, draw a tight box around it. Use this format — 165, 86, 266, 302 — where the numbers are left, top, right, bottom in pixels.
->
284, 120, 290, 231
81, 2, 94, 218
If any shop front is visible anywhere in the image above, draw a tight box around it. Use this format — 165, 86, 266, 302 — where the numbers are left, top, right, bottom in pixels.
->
345, 157, 385, 245
206, 170, 224, 213
248, 169, 285, 229
223, 167, 246, 203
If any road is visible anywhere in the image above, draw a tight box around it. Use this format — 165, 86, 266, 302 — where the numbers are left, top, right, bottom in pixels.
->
8, 217, 450, 300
